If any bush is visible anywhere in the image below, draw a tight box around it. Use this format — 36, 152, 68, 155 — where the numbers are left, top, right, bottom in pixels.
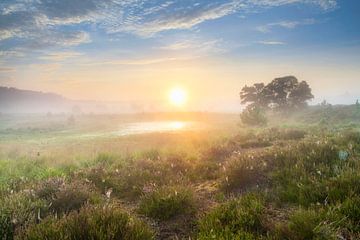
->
139, 186, 196, 221
0, 192, 48, 240
284, 209, 339, 240
35, 179, 102, 215
281, 129, 307, 140
197, 194, 265, 239
84, 155, 193, 200
220, 154, 268, 193
340, 196, 360, 224
240, 106, 267, 126
270, 140, 342, 206
18, 205, 154, 240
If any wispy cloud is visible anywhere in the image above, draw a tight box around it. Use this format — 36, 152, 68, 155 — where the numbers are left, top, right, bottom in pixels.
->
158, 38, 226, 55
0, 67, 15, 72
257, 40, 286, 45
0, 50, 25, 58
39, 51, 84, 61
257, 18, 316, 33
83, 57, 182, 66
29, 63, 61, 72
0, 0, 337, 50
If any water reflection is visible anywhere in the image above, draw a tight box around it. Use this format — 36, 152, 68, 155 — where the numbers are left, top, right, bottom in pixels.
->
117, 121, 196, 136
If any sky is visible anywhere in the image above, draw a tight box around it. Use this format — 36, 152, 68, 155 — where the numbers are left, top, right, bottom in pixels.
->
0, 0, 359, 111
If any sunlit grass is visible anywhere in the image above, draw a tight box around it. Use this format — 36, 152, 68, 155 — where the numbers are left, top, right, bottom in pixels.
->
0, 111, 360, 239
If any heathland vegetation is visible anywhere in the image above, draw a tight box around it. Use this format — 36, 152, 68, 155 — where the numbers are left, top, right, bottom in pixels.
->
0, 79, 360, 239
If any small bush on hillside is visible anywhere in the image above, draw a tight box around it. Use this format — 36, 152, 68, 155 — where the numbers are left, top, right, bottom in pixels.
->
221, 154, 269, 193
50, 183, 101, 215
202, 143, 233, 162
340, 196, 360, 225
197, 194, 265, 239
35, 179, 102, 215
139, 186, 196, 221
240, 106, 267, 126
283, 208, 339, 240
18, 205, 154, 240
281, 129, 307, 140
0, 192, 48, 240
270, 140, 343, 206
191, 160, 221, 181
84, 155, 192, 200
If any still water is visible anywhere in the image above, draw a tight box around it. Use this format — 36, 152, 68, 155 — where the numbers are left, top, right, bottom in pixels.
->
116, 121, 202, 136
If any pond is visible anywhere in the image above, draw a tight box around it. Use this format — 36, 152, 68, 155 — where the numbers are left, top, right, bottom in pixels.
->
116, 121, 203, 136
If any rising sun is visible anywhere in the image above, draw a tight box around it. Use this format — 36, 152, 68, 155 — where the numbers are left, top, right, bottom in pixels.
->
169, 87, 187, 106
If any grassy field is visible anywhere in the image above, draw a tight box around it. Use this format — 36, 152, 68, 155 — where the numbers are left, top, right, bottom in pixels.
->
1, 106, 360, 239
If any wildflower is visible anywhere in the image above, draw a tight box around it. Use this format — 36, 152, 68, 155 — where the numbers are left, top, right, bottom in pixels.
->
106, 188, 113, 199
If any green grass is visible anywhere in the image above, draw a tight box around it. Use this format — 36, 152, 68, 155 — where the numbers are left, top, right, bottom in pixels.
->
17, 204, 154, 240
139, 185, 196, 221
0, 111, 359, 239
197, 194, 265, 239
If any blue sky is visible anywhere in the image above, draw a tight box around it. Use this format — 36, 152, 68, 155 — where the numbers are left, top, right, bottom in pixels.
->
0, 0, 359, 111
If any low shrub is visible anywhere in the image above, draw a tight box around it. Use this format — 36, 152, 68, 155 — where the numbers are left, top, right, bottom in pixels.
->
84, 155, 192, 200
240, 106, 267, 126
327, 169, 360, 203
220, 154, 268, 193
0, 192, 48, 240
281, 129, 307, 140
197, 194, 265, 239
283, 208, 339, 240
35, 179, 102, 215
139, 186, 196, 221
340, 196, 360, 226
18, 205, 154, 240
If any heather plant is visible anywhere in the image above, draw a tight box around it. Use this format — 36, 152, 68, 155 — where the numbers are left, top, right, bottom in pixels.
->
0, 192, 48, 240
197, 194, 265, 239
17, 205, 154, 240
139, 185, 196, 221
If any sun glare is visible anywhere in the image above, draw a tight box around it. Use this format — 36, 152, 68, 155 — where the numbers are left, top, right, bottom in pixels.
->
169, 87, 187, 106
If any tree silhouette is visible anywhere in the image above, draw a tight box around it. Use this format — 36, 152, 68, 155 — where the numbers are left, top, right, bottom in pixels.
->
240, 76, 313, 111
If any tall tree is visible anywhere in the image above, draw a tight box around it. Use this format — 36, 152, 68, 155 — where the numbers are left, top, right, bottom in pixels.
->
240, 76, 314, 111
288, 81, 314, 108
239, 83, 266, 108
263, 76, 298, 110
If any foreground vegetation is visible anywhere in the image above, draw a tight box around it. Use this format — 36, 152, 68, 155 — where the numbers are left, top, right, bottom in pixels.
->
0, 108, 360, 239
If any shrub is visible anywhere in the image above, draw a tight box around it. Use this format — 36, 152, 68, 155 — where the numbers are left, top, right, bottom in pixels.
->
139, 186, 196, 221
340, 196, 360, 225
327, 169, 360, 203
0, 192, 48, 240
284, 209, 339, 240
50, 183, 101, 215
240, 106, 267, 126
220, 154, 268, 193
270, 140, 343, 206
35, 179, 102, 215
281, 129, 307, 140
18, 205, 154, 240
197, 194, 265, 239
84, 156, 192, 200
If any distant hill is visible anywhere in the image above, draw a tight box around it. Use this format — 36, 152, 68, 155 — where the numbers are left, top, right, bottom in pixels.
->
0, 86, 134, 114
0, 86, 65, 103
0, 86, 69, 113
